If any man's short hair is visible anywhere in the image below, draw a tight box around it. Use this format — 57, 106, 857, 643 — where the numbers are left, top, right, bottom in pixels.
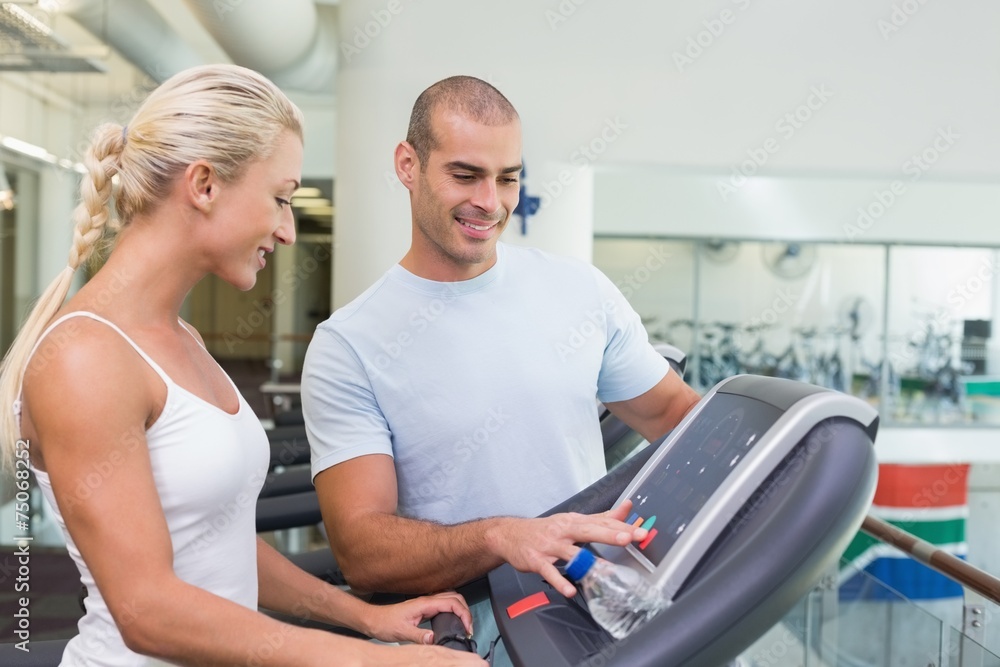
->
406, 76, 519, 168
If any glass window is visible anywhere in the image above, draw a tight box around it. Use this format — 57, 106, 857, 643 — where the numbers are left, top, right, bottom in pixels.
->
593, 237, 997, 426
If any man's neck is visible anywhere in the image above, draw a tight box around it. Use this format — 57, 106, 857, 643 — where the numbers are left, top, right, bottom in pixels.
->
399, 246, 499, 282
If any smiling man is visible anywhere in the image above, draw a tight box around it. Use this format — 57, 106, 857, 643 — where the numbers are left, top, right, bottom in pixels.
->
301, 76, 700, 660
400, 91, 522, 281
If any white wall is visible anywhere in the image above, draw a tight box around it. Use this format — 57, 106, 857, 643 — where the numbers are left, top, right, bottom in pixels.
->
594, 171, 1000, 246
333, 0, 1000, 306
523, 0, 997, 177
344, 0, 997, 175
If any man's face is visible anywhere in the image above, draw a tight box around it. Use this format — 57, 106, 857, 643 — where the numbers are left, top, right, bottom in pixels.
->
406, 109, 522, 281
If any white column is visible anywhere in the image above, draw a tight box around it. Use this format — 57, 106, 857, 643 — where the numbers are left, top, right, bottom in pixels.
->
501, 161, 594, 263
333, 66, 412, 308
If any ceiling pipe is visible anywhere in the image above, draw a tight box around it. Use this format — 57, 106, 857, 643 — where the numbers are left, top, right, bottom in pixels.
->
61, 0, 205, 82
182, 0, 337, 94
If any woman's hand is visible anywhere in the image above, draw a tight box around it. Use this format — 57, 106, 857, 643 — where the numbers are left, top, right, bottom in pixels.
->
360, 591, 474, 645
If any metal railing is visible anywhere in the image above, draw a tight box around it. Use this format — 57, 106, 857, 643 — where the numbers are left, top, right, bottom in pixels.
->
862, 514, 1000, 606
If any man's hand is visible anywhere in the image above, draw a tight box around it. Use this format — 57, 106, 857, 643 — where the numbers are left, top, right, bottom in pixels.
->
486, 500, 646, 598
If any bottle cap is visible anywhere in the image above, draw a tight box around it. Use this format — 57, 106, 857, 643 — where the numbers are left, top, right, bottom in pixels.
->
565, 548, 597, 582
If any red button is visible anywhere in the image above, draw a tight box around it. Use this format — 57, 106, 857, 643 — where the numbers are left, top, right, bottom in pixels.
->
639, 528, 658, 551
506, 591, 551, 619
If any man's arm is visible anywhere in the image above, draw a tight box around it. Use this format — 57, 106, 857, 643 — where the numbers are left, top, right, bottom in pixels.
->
315, 453, 648, 599
603, 369, 701, 443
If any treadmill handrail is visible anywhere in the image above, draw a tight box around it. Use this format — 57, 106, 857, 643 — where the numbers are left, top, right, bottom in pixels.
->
861, 514, 1000, 605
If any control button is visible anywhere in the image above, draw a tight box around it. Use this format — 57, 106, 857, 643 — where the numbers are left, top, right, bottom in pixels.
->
639, 528, 658, 550
506, 591, 551, 619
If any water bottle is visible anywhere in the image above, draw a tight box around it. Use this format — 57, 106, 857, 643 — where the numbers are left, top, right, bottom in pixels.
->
565, 547, 666, 640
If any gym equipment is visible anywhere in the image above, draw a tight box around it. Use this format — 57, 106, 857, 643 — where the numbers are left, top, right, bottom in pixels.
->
487, 374, 878, 667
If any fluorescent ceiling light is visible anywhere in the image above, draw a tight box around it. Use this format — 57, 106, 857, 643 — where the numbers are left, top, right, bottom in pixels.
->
301, 206, 334, 217
0, 134, 83, 171
5, 3, 53, 37
1, 136, 57, 163
291, 197, 332, 207
292, 187, 323, 198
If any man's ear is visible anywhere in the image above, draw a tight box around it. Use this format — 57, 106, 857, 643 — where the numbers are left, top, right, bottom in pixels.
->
184, 160, 218, 213
394, 141, 419, 192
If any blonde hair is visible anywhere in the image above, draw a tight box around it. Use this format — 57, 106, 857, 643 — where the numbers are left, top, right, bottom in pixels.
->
0, 64, 303, 472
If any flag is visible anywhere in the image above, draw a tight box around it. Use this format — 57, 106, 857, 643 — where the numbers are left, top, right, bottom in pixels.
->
840, 464, 968, 601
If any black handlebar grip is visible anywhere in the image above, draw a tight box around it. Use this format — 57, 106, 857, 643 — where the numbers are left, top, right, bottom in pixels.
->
431, 612, 477, 652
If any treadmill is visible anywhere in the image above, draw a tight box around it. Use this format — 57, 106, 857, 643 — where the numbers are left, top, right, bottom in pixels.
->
488, 374, 879, 667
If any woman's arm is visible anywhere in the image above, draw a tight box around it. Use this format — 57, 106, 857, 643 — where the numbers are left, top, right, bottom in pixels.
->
256, 537, 475, 644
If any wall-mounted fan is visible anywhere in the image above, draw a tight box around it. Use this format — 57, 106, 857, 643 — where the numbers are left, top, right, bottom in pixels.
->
700, 239, 740, 263
761, 242, 816, 279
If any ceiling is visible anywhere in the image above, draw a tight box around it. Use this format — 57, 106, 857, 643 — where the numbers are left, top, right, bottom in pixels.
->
0, 3, 105, 73
1, 0, 338, 223
0, 0, 337, 109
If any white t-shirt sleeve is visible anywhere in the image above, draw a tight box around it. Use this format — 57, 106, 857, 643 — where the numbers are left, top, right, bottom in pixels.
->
590, 265, 672, 403
301, 327, 394, 480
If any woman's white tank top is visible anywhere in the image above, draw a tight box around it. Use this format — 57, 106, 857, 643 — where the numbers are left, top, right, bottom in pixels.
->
16, 312, 269, 666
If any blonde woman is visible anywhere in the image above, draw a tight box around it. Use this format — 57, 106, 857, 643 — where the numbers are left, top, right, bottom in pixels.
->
0, 64, 483, 667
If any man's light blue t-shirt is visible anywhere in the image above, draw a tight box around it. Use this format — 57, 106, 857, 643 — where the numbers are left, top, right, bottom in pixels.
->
302, 242, 670, 523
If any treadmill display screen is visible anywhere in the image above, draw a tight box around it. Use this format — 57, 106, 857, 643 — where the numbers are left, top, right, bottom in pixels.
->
622, 393, 784, 568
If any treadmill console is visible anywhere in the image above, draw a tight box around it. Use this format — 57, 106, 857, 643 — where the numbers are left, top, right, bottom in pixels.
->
604, 393, 782, 577
595, 377, 876, 600
489, 375, 879, 667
